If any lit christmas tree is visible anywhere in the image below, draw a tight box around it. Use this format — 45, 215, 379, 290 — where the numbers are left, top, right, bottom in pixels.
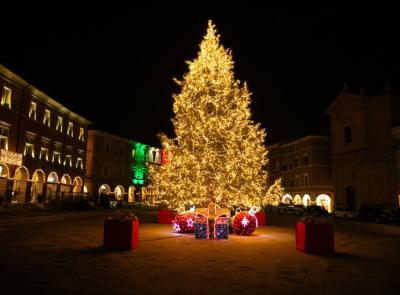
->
149, 20, 282, 210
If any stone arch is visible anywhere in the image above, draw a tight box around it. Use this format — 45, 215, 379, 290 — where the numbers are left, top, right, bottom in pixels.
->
72, 176, 83, 193
31, 169, 45, 202
316, 194, 332, 213
128, 186, 135, 203
60, 174, 72, 195
302, 194, 311, 207
0, 163, 10, 177
293, 194, 302, 205
0, 163, 10, 196
12, 166, 29, 202
114, 185, 125, 201
98, 184, 111, 195
46, 171, 59, 199
281, 194, 293, 205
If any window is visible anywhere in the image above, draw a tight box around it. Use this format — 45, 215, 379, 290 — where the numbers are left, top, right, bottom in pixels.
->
0, 125, 9, 150
52, 143, 62, 164
282, 163, 287, 171
67, 121, 74, 137
29, 101, 37, 120
294, 158, 299, 168
43, 109, 51, 127
304, 174, 309, 187
104, 166, 108, 176
24, 135, 35, 158
76, 157, 83, 169
106, 142, 110, 152
78, 127, 85, 141
289, 162, 293, 170
63, 155, 72, 167
303, 155, 309, 165
1, 86, 12, 109
275, 161, 280, 171
289, 179, 294, 188
119, 169, 122, 178
344, 125, 352, 144
39, 139, 50, 161
56, 116, 63, 132
295, 175, 300, 187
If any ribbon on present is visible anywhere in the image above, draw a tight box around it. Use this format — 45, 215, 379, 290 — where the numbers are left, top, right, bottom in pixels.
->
194, 203, 230, 239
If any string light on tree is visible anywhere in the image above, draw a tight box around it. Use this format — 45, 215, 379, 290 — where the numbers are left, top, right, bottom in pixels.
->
149, 20, 283, 210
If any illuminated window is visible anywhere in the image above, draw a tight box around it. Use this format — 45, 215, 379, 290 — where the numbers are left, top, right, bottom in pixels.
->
78, 127, 84, 141
1, 86, 12, 109
76, 157, 83, 169
39, 139, 50, 161
29, 101, 37, 120
63, 155, 72, 167
67, 121, 74, 137
24, 135, 35, 158
43, 109, 51, 127
56, 116, 63, 132
52, 143, 62, 164
0, 125, 9, 150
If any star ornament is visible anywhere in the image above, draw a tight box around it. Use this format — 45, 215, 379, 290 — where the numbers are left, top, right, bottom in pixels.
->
241, 216, 249, 227
173, 223, 181, 232
187, 218, 194, 227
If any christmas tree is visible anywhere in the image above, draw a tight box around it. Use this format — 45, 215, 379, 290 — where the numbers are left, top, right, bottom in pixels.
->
149, 20, 282, 210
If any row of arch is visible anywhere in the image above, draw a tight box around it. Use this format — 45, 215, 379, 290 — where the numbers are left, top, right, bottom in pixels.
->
0, 163, 85, 203
281, 193, 332, 213
97, 184, 152, 203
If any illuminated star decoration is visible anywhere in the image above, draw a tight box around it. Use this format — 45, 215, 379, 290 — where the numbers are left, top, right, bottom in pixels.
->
187, 218, 194, 227
241, 216, 249, 227
173, 223, 181, 232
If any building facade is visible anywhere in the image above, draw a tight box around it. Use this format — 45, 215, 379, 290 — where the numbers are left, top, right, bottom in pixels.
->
85, 132, 166, 203
0, 64, 92, 203
327, 87, 400, 209
267, 135, 334, 212
85, 130, 134, 201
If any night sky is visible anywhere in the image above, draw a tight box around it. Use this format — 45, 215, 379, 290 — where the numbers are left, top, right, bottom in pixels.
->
1, 3, 399, 147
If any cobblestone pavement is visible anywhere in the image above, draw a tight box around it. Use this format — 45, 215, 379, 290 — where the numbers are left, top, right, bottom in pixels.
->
1, 210, 399, 295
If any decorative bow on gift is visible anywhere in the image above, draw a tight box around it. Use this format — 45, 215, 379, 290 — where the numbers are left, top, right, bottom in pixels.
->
194, 203, 230, 239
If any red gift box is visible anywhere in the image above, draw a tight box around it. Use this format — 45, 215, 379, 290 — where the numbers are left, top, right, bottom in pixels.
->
296, 222, 334, 255
103, 219, 139, 250
158, 209, 175, 224
255, 212, 266, 226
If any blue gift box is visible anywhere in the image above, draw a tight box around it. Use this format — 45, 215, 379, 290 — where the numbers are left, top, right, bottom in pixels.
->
195, 223, 208, 239
215, 224, 228, 239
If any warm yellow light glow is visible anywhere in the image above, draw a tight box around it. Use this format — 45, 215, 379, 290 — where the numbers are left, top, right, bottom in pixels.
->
0, 149, 22, 166
149, 20, 283, 210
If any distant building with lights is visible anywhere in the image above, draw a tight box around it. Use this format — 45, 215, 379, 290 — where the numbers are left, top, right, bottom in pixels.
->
85, 130, 134, 201
0, 64, 92, 203
267, 135, 334, 212
85, 131, 166, 202
327, 85, 400, 209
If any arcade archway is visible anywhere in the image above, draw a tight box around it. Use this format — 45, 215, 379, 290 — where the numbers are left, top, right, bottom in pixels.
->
31, 169, 45, 202
316, 194, 332, 213
12, 166, 29, 202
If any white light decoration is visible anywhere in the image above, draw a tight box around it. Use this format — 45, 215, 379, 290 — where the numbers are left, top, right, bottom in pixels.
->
0, 149, 23, 166
186, 218, 194, 227
241, 216, 249, 227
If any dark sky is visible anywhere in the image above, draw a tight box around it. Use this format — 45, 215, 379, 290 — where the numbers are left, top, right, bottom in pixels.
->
1, 3, 399, 146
